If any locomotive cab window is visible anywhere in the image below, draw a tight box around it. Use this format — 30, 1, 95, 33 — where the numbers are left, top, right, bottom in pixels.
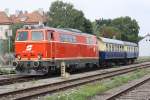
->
16, 31, 28, 41
31, 31, 44, 41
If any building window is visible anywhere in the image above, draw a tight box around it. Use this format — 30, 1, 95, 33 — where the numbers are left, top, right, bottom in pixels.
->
0, 27, 3, 32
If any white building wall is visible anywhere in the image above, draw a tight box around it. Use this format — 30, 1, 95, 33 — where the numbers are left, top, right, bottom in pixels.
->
139, 35, 150, 57
0, 25, 10, 39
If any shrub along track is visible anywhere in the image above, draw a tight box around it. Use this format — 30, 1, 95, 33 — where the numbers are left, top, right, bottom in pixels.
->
0, 62, 150, 100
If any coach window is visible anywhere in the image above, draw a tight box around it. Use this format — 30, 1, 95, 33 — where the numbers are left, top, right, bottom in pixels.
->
108, 44, 110, 51
117, 45, 119, 52
118, 45, 120, 52
134, 47, 136, 52
31, 31, 44, 41
114, 45, 116, 51
109, 44, 111, 52
17, 31, 28, 41
106, 44, 108, 51
112, 44, 114, 52
116, 45, 118, 51
130, 47, 131, 52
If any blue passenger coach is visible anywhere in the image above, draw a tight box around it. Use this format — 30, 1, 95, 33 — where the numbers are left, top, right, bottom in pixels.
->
97, 37, 138, 66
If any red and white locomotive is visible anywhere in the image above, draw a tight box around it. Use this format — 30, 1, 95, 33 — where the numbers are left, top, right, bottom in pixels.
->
13, 25, 99, 75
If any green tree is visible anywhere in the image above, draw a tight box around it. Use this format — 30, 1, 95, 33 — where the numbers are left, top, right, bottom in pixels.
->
93, 18, 113, 35
94, 16, 140, 42
111, 16, 139, 42
98, 26, 122, 39
83, 19, 93, 33
9, 23, 24, 52
48, 1, 92, 33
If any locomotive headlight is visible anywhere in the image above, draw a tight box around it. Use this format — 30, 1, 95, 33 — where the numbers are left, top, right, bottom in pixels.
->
38, 54, 42, 60
17, 55, 21, 60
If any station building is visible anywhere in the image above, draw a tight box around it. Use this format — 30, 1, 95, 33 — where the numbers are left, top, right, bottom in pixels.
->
138, 34, 150, 57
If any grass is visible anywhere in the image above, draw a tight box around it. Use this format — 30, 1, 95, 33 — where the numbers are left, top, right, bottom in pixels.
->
137, 56, 150, 63
45, 68, 150, 100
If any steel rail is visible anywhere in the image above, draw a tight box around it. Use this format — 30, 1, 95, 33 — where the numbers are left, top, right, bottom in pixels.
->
104, 74, 150, 100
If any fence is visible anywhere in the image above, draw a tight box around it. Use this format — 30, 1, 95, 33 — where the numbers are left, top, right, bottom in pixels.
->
0, 39, 8, 65
0, 39, 8, 54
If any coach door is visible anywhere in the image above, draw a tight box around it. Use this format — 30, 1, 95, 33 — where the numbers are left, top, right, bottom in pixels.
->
47, 30, 55, 59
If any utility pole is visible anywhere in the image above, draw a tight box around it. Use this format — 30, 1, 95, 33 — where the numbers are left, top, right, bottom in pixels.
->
7, 29, 12, 66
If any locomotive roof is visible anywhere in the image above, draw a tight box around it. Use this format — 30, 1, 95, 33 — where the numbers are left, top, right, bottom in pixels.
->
20, 25, 94, 37
52, 28, 94, 37
99, 37, 138, 46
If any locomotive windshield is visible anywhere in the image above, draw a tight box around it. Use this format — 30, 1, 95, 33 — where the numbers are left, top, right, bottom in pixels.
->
16, 31, 28, 41
31, 31, 44, 41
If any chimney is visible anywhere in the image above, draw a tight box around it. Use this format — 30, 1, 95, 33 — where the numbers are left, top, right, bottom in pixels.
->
38, 8, 44, 16
15, 10, 23, 17
4, 8, 10, 17
24, 11, 28, 14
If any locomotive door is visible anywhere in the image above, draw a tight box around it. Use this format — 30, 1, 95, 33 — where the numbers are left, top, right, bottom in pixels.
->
47, 30, 55, 59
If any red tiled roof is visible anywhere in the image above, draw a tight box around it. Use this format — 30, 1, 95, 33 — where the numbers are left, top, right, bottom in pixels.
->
0, 11, 12, 24
11, 11, 47, 24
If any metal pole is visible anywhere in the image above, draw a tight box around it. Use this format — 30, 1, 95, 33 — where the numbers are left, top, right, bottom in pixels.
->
9, 36, 10, 66
61, 61, 66, 78
7, 29, 12, 66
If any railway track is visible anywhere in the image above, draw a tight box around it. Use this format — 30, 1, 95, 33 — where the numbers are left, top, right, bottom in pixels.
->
112, 75, 150, 100
0, 60, 147, 86
0, 74, 48, 86
0, 74, 30, 86
0, 74, 60, 87
95, 73, 150, 100
0, 62, 150, 100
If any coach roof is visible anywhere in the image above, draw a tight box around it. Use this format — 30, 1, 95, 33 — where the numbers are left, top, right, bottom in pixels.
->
100, 37, 124, 45
124, 41, 138, 46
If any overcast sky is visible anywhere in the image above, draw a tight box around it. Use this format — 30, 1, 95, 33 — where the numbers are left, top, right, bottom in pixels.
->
0, 0, 149, 36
